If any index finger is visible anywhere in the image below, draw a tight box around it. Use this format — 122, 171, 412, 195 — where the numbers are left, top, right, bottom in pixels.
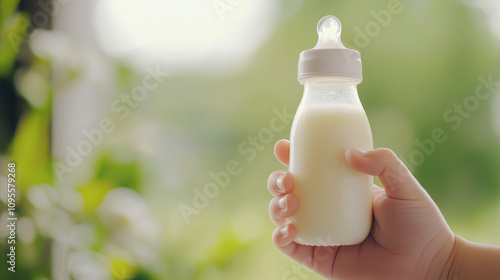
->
274, 139, 290, 166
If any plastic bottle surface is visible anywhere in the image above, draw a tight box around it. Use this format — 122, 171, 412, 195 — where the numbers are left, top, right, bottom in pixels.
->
289, 15, 373, 246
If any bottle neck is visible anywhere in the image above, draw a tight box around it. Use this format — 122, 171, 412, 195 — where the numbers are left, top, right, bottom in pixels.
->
302, 77, 362, 106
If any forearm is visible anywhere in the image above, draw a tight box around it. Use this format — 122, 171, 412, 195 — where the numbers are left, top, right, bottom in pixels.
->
441, 235, 500, 280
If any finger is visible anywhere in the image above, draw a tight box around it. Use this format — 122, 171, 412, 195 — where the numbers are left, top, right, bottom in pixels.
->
372, 184, 384, 197
274, 139, 290, 166
269, 193, 299, 226
345, 148, 428, 201
273, 225, 340, 279
267, 170, 294, 197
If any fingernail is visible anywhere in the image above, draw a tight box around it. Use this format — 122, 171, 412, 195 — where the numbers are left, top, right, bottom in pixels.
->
278, 196, 287, 210
280, 226, 288, 238
346, 148, 367, 158
276, 174, 285, 192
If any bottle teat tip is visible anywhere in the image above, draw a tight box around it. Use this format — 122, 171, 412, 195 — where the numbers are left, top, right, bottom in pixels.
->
315, 15, 344, 49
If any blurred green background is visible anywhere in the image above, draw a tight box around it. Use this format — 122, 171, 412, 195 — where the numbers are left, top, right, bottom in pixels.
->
1, 0, 500, 279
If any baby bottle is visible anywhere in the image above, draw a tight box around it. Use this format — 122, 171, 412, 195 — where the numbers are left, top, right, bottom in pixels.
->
289, 15, 373, 246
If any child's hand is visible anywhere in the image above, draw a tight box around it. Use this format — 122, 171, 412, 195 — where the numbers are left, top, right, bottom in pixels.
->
268, 139, 455, 280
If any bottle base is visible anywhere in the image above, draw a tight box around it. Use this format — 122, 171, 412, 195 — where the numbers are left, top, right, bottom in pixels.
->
294, 240, 363, 247
294, 235, 367, 246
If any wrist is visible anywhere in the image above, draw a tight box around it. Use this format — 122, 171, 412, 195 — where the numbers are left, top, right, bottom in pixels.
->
439, 234, 467, 280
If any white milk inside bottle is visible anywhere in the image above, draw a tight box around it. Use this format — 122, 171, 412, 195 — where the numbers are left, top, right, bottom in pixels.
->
289, 15, 373, 246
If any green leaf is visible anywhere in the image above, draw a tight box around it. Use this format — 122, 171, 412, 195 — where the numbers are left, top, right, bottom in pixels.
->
0, 12, 30, 76
8, 109, 52, 189
0, 0, 21, 23
77, 180, 113, 215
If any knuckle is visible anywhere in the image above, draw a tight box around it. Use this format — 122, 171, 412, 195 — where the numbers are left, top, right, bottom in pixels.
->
378, 147, 396, 158
267, 171, 281, 192
269, 198, 281, 214
377, 148, 401, 163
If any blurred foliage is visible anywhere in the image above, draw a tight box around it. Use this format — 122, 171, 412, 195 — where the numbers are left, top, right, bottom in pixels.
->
1, 0, 500, 280
0, 0, 29, 151
0, 0, 30, 77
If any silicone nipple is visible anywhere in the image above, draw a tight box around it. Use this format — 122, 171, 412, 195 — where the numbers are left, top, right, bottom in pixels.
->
314, 15, 344, 49
298, 15, 362, 82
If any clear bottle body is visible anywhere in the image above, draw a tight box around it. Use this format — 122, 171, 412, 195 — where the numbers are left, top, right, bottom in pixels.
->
289, 77, 373, 246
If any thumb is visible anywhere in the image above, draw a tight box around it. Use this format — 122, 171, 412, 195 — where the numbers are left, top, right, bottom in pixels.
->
345, 148, 429, 201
